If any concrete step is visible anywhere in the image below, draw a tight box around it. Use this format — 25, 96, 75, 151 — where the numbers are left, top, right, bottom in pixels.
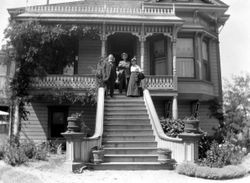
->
104, 124, 152, 130
88, 162, 174, 170
105, 107, 147, 112
104, 147, 158, 154
103, 135, 155, 141
104, 121, 150, 125
106, 98, 144, 102
104, 154, 158, 162
105, 117, 150, 121
105, 103, 145, 107
103, 129, 153, 136
103, 141, 157, 148
105, 112, 148, 116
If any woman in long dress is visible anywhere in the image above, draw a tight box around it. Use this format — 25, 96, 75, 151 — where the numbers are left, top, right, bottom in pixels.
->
127, 57, 141, 97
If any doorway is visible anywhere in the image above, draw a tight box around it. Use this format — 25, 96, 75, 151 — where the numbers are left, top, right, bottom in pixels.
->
107, 33, 137, 66
48, 106, 68, 138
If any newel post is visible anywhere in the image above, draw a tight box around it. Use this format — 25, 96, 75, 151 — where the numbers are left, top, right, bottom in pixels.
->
61, 115, 91, 171
179, 119, 202, 162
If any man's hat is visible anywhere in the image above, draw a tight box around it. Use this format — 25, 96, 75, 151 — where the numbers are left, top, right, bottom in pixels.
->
131, 57, 136, 62
121, 52, 128, 57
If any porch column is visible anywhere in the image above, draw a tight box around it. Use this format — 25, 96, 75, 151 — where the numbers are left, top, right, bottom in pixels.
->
139, 36, 146, 72
100, 35, 107, 58
172, 37, 177, 76
101, 23, 107, 58
172, 96, 178, 120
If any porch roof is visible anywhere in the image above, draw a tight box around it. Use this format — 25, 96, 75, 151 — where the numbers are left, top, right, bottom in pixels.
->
11, 1, 183, 25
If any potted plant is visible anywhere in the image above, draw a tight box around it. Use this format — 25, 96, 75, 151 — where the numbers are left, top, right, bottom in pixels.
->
157, 148, 172, 164
67, 112, 88, 133
91, 146, 105, 164
183, 116, 200, 133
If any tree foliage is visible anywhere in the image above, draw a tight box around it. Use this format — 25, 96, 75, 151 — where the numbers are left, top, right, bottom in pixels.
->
4, 21, 99, 121
213, 73, 250, 144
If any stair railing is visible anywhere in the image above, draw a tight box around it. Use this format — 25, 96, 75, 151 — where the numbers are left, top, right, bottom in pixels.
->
89, 87, 105, 146
144, 89, 200, 163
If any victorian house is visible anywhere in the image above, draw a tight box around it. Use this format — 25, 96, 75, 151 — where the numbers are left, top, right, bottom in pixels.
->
7, 0, 229, 169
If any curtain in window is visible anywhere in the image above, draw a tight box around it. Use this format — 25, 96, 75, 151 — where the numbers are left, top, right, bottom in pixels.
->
176, 38, 195, 78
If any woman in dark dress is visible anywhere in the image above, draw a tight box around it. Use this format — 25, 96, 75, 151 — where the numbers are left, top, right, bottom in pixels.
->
127, 57, 142, 97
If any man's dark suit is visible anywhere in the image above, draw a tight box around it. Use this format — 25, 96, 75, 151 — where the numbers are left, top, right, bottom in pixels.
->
102, 60, 116, 97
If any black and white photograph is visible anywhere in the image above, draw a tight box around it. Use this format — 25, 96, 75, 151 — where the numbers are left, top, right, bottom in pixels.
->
0, 0, 250, 182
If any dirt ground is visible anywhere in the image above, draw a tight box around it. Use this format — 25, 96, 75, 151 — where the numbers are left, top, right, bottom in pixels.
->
1, 154, 250, 183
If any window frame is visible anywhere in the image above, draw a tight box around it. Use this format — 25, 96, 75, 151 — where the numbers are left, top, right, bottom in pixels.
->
176, 35, 196, 79
202, 38, 211, 81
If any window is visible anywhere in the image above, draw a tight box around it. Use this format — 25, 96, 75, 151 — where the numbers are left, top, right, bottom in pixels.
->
176, 38, 195, 78
202, 40, 210, 81
48, 106, 68, 138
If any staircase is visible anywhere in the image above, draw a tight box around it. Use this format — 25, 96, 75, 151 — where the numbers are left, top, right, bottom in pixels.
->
92, 94, 173, 170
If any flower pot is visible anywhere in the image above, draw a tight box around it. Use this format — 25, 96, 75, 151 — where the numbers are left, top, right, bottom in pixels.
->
183, 119, 199, 133
92, 149, 104, 164
157, 148, 172, 164
67, 116, 80, 132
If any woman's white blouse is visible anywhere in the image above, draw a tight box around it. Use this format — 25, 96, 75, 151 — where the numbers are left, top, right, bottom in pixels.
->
130, 65, 141, 72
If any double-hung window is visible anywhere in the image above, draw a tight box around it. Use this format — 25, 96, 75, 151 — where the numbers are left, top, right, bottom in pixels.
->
202, 40, 210, 81
176, 38, 195, 78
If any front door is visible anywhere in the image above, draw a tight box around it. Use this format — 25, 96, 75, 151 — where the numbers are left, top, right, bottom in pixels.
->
48, 106, 68, 138
107, 33, 136, 66
150, 35, 168, 75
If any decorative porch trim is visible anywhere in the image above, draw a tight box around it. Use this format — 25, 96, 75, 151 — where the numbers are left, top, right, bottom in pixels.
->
30, 75, 96, 89
25, 4, 175, 16
145, 75, 177, 91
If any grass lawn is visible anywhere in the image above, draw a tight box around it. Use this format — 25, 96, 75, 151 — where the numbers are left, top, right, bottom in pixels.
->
0, 153, 250, 183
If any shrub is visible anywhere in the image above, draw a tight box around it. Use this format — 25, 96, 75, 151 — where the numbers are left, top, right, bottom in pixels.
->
199, 141, 245, 168
20, 140, 37, 159
195, 165, 247, 180
4, 141, 28, 166
0, 144, 5, 160
177, 162, 247, 180
35, 143, 48, 161
160, 118, 184, 137
176, 162, 197, 177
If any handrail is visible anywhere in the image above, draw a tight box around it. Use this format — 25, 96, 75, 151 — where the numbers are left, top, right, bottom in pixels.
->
89, 87, 105, 142
143, 89, 182, 142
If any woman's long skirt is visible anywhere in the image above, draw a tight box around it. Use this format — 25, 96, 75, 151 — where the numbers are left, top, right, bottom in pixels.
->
127, 72, 139, 97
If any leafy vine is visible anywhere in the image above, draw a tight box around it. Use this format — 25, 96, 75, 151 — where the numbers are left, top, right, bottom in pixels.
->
4, 21, 100, 121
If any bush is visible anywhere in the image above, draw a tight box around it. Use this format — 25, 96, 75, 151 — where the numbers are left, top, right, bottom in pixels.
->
2, 137, 49, 166
195, 165, 247, 180
20, 140, 37, 159
177, 162, 247, 180
199, 141, 245, 168
35, 143, 48, 161
4, 141, 28, 166
160, 118, 184, 137
0, 144, 5, 160
176, 162, 197, 177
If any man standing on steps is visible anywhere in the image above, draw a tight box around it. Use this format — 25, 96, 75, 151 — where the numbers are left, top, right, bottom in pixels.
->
118, 52, 131, 94
102, 54, 117, 97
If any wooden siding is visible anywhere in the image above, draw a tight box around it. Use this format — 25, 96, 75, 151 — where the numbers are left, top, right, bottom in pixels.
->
20, 103, 48, 142
153, 99, 165, 118
20, 103, 96, 142
78, 38, 101, 74
209, 40, 220, 97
